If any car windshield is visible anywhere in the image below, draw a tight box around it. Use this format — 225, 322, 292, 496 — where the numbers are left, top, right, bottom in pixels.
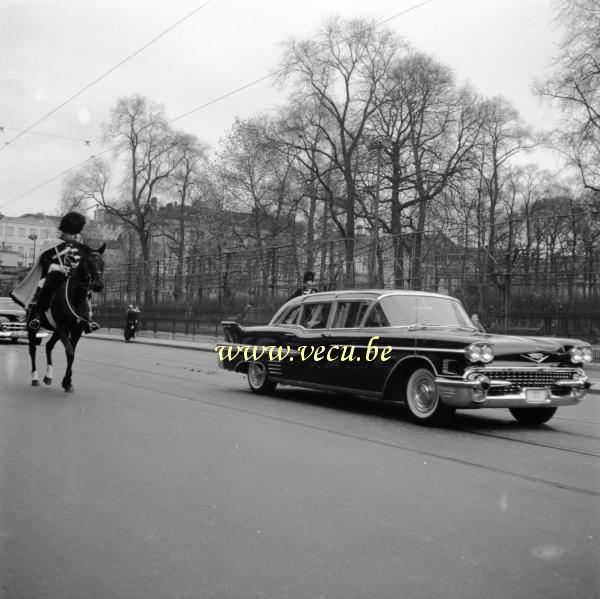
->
379, 295, 474, 328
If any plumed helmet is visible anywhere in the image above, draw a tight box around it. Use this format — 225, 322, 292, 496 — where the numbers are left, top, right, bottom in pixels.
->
59, 211, 86, 234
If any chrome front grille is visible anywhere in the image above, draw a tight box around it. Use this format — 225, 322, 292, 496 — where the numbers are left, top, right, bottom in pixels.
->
478, 368, 577, 397
0, 322, 25, 332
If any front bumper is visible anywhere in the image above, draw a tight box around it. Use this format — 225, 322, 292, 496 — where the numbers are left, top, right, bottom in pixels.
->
0, 330, 48, 340
435, 369, 592, 408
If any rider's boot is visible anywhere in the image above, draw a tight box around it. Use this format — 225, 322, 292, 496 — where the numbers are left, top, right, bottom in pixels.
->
28, 286, 53, 331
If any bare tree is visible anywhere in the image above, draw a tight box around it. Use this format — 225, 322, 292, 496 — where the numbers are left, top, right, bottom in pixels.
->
536, 0, 600, 191
280, 16, 402, 285
154, 132, 209, 301
63, 95, 179, 304
386, 53, 484, 289
214, 116, 297, 289
476, 96, 533, 287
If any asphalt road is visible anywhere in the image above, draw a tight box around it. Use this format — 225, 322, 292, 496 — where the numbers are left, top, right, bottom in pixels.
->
1, 338, 599, 599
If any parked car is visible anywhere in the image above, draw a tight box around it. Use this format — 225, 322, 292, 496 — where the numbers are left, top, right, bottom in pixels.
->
217, 290, 593, 426
0, 297, 48, 345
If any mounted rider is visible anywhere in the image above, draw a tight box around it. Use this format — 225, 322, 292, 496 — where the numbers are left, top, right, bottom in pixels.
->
10, 211, 100, 334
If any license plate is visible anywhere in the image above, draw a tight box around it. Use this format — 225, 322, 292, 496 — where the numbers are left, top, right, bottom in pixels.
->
525, 389, 548, 403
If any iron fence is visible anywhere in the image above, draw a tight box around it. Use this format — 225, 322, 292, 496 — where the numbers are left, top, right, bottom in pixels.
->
4, 223, 599, 342
91, 229, 600, 342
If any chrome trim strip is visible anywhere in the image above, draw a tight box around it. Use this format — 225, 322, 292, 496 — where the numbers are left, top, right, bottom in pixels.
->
271, 377, 383, 399
466, 366, 585, 373
414, 347, 466, 353
217, 341, 465, 354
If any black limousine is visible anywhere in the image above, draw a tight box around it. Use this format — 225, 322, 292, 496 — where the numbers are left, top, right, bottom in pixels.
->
216, 290, 593, 426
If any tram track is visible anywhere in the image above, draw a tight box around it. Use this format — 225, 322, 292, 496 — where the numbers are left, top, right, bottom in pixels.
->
4, 340, 598, 497
61, 347, 600, 498
73, 367, 600, 498
450, 428, 600, 457
75, 353, 600, 452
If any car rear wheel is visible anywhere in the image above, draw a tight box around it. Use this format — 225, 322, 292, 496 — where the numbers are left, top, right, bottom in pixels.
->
405, 368, 455, 427
509, 407, 557, 425
247, 362, 277, 395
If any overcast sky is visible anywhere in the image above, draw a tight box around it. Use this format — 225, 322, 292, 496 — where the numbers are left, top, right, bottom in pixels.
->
0, 0, 563, 217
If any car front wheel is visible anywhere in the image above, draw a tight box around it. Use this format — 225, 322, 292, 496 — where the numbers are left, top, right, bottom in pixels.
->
509, 407, 557, 425
247, 362, 277, 395
405, 368, 455, 427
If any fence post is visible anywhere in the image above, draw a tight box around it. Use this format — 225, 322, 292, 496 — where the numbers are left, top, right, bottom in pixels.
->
153, 260, 159, 333
270, 247, 277, 297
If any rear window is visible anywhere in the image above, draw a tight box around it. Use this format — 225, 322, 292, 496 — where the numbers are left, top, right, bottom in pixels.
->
278, 305, 301, 325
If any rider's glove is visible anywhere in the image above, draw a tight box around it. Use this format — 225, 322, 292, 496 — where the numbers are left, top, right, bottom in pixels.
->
49, 264, 69, 275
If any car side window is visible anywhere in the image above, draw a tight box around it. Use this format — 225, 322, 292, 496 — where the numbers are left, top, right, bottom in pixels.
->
279, 305, 301, 325
364, 305, 389, 327
299, 303, 332, 329
332, 301, 371, 328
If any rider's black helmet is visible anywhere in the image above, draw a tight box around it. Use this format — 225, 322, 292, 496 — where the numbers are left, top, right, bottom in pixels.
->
59, 211, 86, 235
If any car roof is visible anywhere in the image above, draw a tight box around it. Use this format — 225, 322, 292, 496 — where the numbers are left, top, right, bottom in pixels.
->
292, 289, 456, 302
0, 297, 24, 311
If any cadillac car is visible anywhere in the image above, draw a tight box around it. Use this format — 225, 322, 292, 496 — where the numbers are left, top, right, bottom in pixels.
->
0, 296, 48, 345
216, 290, 593, 426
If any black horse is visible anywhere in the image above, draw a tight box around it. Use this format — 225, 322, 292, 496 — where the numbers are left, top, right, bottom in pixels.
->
28, 244, 106, 392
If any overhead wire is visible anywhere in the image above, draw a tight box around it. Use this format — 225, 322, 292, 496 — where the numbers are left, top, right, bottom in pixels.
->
1, 0, 436, 211
0, 125, 94, 145
0, 0, 213, 155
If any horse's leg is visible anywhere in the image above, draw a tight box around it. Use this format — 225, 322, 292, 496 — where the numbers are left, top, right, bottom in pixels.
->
44, 331, 61, 385
28, 328, 39, 386
61, 328, 81, 393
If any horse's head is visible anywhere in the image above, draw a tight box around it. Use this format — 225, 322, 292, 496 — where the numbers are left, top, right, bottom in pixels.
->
77, 243, 106, 293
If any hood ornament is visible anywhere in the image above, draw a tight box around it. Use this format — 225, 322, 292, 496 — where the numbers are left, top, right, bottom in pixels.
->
522, 352, 548, 363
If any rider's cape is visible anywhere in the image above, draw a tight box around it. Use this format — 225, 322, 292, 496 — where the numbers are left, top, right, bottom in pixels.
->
10, 238, 63, 308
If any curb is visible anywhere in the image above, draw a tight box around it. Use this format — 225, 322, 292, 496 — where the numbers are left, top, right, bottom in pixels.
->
85, 333, 218, 353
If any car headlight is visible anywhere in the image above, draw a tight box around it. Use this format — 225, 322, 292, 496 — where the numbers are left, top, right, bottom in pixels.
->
570, 345, 593, 364
466, 343, 494, 363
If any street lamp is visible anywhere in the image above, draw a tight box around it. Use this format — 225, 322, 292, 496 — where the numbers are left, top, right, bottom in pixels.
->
366, 137, 392, 286
28, 233, 38, 264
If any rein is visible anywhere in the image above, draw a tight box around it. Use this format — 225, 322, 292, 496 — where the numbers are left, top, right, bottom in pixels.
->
64, 278, 93, 324
64, 259, 97, 324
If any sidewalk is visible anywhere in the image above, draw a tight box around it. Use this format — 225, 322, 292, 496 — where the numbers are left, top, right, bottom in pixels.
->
87, 328, 220, 353
86, 328, 600, 392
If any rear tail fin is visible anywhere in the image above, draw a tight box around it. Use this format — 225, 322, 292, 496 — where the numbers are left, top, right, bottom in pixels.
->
221, 321, 244, 342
